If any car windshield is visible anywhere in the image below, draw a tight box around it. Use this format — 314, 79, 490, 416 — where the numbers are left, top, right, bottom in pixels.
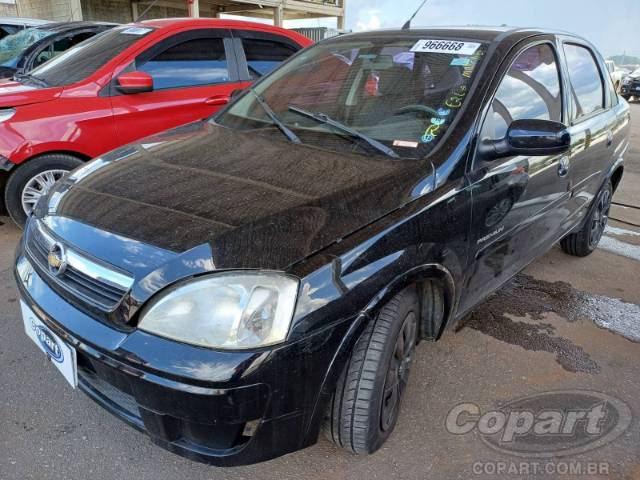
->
27, 25, 154, 87
217, 36, 487, 159
0, 28, 51, 66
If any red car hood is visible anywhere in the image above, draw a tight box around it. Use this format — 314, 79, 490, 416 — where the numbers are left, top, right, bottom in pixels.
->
0, 80, 63, 107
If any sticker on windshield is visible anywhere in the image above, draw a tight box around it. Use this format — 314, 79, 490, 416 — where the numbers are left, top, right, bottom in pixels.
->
411, 39, 480, 55
393, 140, 419, 148
450, 57, 472, 66
121, 27, 152, 35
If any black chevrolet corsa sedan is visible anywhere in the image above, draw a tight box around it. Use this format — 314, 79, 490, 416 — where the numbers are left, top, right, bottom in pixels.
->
15, 26, 629, 465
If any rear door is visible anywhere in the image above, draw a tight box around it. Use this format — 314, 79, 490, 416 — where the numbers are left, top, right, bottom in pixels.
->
560, 41, 617, 227
460, 40, 571, 312
110, 28, 244, 146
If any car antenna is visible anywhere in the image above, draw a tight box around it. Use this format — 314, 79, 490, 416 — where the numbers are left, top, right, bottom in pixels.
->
134, 0, 160, 22
402, 0, 429, 30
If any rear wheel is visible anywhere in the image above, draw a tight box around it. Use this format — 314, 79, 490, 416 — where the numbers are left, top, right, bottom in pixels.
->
324, 286, 420, 454
560, 179, 612, 257
4, 154, 83, 227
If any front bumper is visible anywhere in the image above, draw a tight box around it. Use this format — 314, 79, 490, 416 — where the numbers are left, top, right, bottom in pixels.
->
15, 248, 356, 466
0, 154, 15, 171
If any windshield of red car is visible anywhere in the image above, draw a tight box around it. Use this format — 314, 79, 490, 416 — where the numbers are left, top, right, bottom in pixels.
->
28, 26, 155, 87
218, 36, 488, 159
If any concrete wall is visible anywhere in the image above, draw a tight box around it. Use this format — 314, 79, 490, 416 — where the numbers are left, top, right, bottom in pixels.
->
0, 1, 18, 16
16, 0, 79, 21
80, 0, 191, 23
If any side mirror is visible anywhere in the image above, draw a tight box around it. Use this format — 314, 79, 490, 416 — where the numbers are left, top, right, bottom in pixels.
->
116, 71, 153, 94
480, 119, 571, 160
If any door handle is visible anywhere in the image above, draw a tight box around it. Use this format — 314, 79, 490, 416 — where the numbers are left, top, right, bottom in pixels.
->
558, 156, 570, 177
606, 130, 613, 147
204, 95, 230, 106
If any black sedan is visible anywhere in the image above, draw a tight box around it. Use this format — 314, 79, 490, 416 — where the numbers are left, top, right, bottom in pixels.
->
14, 26, 629, 465
0, 21, 116, 79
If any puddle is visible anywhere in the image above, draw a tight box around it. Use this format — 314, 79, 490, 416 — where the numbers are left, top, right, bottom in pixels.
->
456, 274, 640, 373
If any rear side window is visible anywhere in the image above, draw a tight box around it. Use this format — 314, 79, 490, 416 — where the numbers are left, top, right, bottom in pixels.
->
481, 43, 562, 141
242, 38, 298, 78
138, 37, 229, 89
563, 44, 604, 120
30, 27, 153, 87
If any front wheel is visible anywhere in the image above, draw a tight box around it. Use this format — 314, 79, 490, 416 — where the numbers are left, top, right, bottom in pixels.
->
4, 154, 83, 227
560, 179, 612, 257
324, 286, 419, 454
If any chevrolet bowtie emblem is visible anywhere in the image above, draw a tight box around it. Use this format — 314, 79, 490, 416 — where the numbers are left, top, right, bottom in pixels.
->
47, 243, 67, 277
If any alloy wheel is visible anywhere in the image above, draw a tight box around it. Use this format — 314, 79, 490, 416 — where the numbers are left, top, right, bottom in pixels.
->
380, 311, 417, 432
20, 169, 68, 215
589, 188, 611, 248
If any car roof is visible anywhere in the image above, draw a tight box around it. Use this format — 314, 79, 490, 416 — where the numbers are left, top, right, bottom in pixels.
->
0, 17, 52, 27
136, 17, 294, 33
33, 21, 118, 33
337, 25, 587, 45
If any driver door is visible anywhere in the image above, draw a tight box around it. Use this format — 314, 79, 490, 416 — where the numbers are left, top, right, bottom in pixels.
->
459, 41, 572, 312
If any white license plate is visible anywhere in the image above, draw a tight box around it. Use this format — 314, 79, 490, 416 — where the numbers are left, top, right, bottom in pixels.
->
21, 301, 77, 388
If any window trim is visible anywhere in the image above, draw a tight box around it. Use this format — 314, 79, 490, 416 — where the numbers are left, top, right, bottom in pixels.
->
561, 41, 607, 125
470, 38, 565, 173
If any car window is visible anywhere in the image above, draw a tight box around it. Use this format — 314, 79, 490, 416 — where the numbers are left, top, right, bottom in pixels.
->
563, 44, 604, 120
33, 32, 96, 68
0, 28, 50, 66
30, 26, 154, 87
481, 43, 562, 141
242, 38, 298, 79
138, 37, 229, 90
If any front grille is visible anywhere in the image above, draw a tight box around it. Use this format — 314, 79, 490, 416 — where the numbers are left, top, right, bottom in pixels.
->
25, 220, 134, 312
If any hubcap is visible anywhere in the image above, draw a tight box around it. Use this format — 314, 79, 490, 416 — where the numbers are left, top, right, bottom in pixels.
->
20, 169, 68, 215
380, 312, 417, 432
589, 188, 611, 248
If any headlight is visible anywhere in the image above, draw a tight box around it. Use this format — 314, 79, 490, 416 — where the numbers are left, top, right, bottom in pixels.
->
0, 108, 15, 122
138, 272, 299, 349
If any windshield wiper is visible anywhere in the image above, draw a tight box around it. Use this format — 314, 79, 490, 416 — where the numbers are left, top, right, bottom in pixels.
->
288, 105, 399, 158
250, 89, 301, 144
14, 72, 49, 88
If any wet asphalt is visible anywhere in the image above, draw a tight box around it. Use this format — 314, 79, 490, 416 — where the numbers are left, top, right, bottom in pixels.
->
1, 104, 640, 480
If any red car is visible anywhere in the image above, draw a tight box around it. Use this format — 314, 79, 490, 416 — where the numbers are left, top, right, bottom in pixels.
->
0, 18, 311, 225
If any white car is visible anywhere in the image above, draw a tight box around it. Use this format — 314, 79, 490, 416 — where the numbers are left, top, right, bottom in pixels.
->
605, 60, 626, 92
0, 17, 51, 39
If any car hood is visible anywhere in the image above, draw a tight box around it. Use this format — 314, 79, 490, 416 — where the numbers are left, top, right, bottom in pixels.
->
41, 121, 433, 272
0, 80, 62, 107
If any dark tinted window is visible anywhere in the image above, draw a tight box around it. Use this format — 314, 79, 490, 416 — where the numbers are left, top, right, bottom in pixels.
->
33, 32, 96, 67
138, 37, 229, 89
564, 44, 604, 119
30, 26, 153, 86
482, 44, 562, 140
242, 38, 297, 78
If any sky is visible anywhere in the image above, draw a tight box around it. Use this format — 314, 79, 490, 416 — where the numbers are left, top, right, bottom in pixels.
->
277, 0, 640, 59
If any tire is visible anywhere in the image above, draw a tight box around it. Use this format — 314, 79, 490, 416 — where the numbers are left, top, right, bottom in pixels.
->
324, 285, 420, 454
622, 95, 631, 101
560, 179, 613, 257
4, 154, 83, 227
